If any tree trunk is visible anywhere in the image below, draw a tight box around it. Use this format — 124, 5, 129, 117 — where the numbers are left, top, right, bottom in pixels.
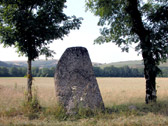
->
142, 51, 157, 104
27, 58, 32, 102
126, 0, 157, 103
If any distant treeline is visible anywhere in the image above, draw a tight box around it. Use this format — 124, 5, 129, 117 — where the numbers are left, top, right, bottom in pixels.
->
93, 66, 144, 77
0, 67, 55, 77
0, 65, 168, 77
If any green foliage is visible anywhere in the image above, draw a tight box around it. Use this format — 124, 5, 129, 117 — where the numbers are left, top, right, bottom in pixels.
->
94, 66, 144, 77
4, 65, 168, 77
0, 67, 27, 77
0, 66, 144, 77
0, 0, 82, 60
86, 0, 138, 50
86, 0, 168, 71
0, 67, 10, 77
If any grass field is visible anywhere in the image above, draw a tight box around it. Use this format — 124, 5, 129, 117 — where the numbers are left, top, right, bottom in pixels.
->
1, 77, 168, 126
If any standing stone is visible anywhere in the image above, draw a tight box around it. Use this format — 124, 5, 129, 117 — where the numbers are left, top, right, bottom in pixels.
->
54, 47, 104, 114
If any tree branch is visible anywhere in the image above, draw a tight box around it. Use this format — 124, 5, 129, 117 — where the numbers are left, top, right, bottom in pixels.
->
126, 0, 148, 37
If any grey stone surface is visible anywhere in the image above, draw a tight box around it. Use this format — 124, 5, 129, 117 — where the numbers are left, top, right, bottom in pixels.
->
54, 47, 104, 114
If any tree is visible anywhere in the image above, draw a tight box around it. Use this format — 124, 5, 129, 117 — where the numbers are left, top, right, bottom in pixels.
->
9, 67, 19, 77
86, 0, 168, 103
0, 0, 82, 101
0, 67, 10, 77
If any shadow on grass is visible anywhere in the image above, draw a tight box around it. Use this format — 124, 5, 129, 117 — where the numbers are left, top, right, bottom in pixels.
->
104, 99, 168, 117
43, 99, 168, 120
1, 100, 168, 121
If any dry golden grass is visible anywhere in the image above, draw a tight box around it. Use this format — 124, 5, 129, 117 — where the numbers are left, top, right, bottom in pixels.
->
98, 78, 168, 106
1, 77, 168, 126
1, 77, 168, 108
0, 78, 25, 111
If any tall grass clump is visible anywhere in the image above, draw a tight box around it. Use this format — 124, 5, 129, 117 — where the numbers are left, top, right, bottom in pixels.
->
22, 85, 41, 120
44, 104, 68, 121
0, 107, 22, 118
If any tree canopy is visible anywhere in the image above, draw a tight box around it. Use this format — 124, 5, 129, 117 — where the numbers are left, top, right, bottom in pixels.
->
0, 0, 82, 60
86, 0, 168, 63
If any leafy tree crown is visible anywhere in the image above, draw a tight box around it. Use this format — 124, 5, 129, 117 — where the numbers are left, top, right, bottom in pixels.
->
0, 0, 82, 60
86, 0, 168, 64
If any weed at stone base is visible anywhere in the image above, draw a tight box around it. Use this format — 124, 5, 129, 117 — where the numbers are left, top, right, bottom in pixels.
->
78, 107, 95, 118
43, 105, 105, 121
43, 104, 68, 121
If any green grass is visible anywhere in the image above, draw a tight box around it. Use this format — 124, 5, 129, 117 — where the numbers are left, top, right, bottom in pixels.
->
1, 101, 168, 126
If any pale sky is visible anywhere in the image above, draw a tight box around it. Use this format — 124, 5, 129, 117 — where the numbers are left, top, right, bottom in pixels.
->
0, 0, 142, 63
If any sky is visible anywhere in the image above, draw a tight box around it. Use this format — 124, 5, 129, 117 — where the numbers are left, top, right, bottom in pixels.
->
0, 0, 142, 63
